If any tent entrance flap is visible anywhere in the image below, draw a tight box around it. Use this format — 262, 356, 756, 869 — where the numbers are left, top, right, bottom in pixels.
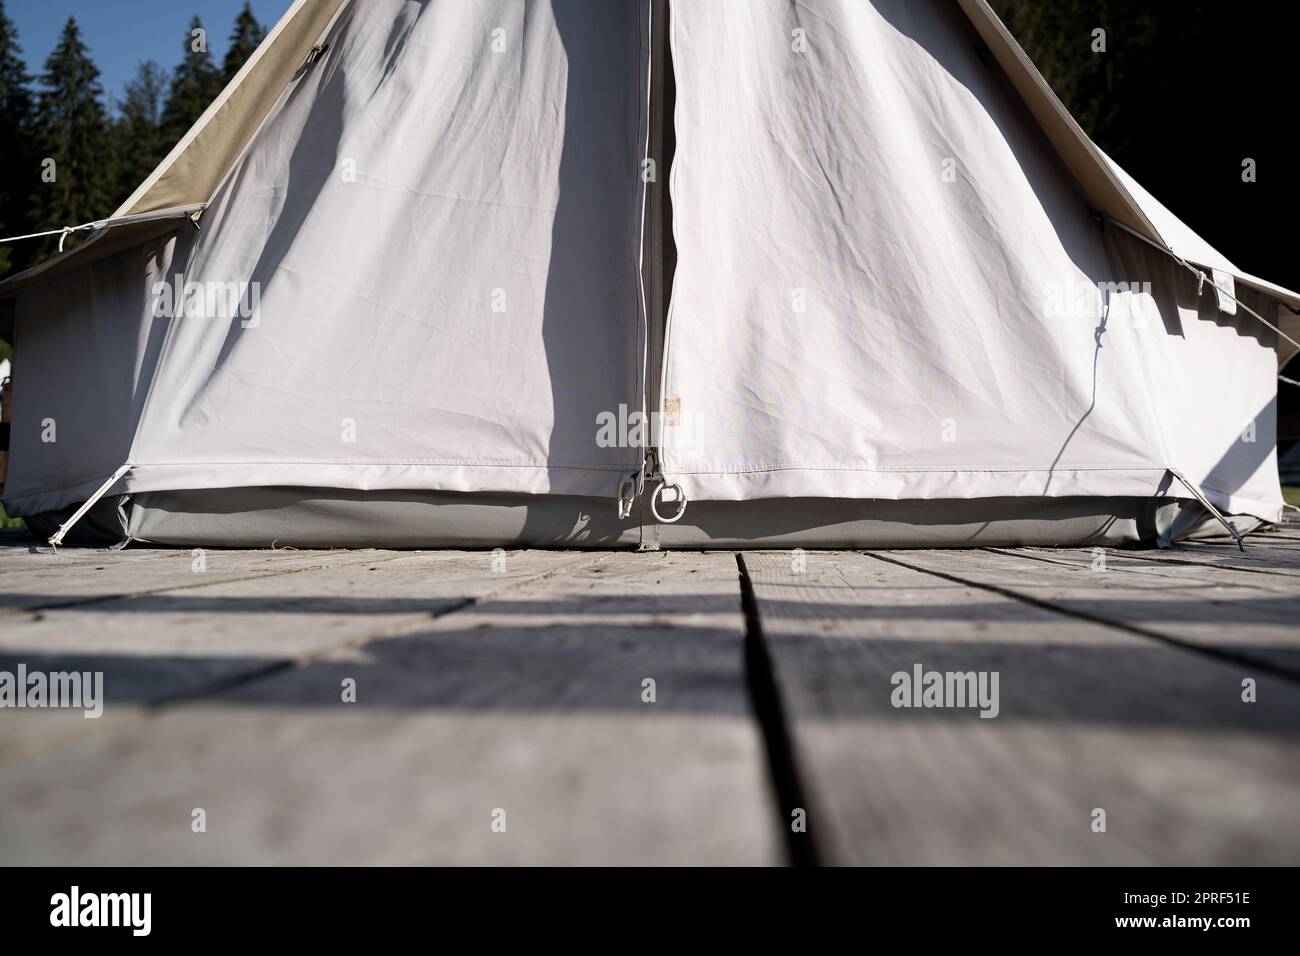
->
0, 0, 1290, 550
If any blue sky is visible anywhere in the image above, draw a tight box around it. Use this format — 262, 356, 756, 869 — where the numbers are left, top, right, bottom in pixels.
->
6, 0, 294, 109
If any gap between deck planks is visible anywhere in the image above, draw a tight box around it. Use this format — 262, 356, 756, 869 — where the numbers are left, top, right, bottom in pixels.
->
4, 542, 1299, 866
0, 550, 781, 866
890, 547, 1300, 679
741, 550, 1300, 865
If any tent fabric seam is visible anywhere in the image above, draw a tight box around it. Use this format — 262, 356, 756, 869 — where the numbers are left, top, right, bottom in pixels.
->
127, 460, 634, 469
662, 464, 1169, 476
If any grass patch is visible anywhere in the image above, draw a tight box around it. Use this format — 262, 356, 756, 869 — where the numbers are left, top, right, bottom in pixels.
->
1284, 487, 1300, 509
0, 501, 24, 530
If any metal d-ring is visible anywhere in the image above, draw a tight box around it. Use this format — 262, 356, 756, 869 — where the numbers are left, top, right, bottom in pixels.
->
650, 480, 688, 524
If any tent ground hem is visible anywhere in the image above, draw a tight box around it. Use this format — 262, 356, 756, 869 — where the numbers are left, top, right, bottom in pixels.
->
103, 486, 1265, 550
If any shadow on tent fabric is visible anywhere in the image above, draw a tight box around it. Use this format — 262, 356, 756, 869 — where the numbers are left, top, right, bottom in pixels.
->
1043, 311, 1108, 494
873, 0, 1141, 490
520, 0, 646, 544
203, 50, 349, 384
1200, 397, 1280, 500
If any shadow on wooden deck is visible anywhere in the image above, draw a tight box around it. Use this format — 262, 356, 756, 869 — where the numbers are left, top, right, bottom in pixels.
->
0, 531, 1297, 865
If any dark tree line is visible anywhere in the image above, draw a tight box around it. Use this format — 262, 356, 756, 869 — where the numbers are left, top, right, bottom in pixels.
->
0, 0, 266, 276
988, 0, 1300, 414
988, 1, 1209, 161
988, 1, 1295, 294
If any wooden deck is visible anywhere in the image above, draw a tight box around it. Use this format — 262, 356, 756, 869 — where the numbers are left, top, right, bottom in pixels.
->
1, 525, 1298, 865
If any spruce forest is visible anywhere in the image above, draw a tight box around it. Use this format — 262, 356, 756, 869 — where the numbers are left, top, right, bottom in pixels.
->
0, 0, 267, 278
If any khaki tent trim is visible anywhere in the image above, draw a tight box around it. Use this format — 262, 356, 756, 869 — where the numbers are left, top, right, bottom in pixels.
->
114, 0, 349, 219
0, 0, 347, 298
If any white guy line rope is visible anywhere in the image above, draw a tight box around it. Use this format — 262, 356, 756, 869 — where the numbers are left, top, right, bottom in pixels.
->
0, 204, 208, 253
1104, 215, 1300, 354
47, 463, 133, 549
0, 221, 104, 246
1168, 467, 1245, 552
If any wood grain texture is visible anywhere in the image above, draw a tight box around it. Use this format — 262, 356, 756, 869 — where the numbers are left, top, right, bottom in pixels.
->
1119, 541, 1300, 579
5, 536, 1298, 867
0, 546, 444, 615
0, 551, 781, 865
984, 546, 1300, 592
0, 549, 597, 706
889, 547, 1300, 677
743, 550, 1300, 865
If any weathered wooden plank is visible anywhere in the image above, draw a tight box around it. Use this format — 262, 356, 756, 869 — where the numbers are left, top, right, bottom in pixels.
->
888, 547, 1300, 676
0, 552, 781, 865
0, 549, 597, 765
744, 550, 1300, 865
1185, 535, 1300, 564
0, 545, 397, 613
1142, 541, 1300, 578
985, 546, 1300, 593
0, 550, 595, 706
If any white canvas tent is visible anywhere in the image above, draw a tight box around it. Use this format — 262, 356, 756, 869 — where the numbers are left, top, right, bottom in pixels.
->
0, 0, 1294, 549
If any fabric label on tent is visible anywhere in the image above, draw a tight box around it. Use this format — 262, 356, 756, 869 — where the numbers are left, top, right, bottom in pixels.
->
1212, 270, 1238, 315
664, 397, 681, 426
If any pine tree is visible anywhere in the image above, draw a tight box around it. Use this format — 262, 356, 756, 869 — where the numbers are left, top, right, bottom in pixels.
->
28, 17, 111, 263
0, 0, 35, 275
110, 61, 170, 209
159, 16, 222, 150
223, 2, 267, 82
987, 1, 1207, 158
